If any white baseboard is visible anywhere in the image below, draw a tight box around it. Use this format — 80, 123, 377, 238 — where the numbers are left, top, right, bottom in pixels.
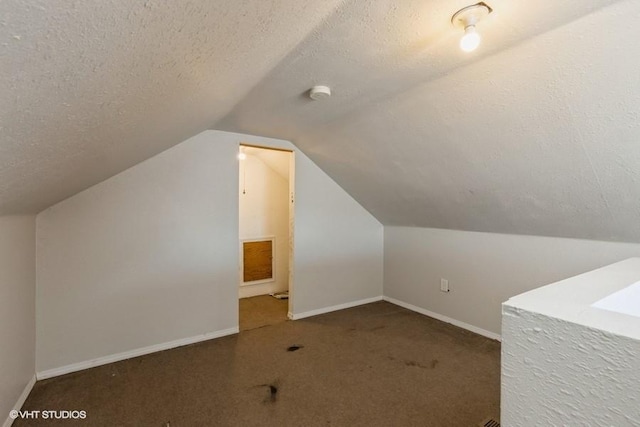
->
33, 297, 498, 381
3, 374, 36, 427
383, 296, 502, 341
289, 296, 383, 320
36, 327, 239, 380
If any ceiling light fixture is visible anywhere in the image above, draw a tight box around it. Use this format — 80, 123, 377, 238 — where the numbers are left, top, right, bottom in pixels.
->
451, 2, 492, 52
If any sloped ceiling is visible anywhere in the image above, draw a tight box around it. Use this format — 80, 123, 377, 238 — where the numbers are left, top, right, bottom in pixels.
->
243, 146, 290, 180
3, 0, 640, 242
0, 0, 343, 214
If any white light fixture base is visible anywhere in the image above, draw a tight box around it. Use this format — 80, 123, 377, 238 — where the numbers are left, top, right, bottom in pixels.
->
451, 2, 492, 29
309, 85, 331, 101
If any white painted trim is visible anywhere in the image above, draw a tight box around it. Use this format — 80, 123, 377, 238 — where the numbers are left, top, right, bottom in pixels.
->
383, 296, 502, 341
3, 375, 36, 427
36, 327, 239, 380
290, 296, 383, 320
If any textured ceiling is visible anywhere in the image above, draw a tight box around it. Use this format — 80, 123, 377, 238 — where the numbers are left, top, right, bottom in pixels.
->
219, 0, 640, 242
0, 0, 343, 214
3, 0, 640, 242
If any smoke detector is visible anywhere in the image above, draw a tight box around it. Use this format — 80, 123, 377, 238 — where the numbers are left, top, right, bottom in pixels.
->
309, 85, 331, 100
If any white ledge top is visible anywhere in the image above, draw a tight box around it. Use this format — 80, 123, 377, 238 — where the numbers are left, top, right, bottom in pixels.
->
503, 257, 640, 341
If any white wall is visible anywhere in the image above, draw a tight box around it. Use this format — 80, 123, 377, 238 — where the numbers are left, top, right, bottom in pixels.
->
36, 130, 383, 375
0, 216, 36, 425
292, 150, 383, 315
36, 132, 239, 374
384, 226, 640, 337
239, 152, 289, 298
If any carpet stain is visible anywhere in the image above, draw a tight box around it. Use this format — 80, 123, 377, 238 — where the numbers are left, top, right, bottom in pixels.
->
268, 385, 278, 402
256, 382, 279, 403
431, 359, 439, 369
369, 325, 386, 331
405, 360, 428, 369
287, 345, 303, 352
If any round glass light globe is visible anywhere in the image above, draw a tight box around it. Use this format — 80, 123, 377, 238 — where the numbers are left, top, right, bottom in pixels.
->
460, 26, 481, 52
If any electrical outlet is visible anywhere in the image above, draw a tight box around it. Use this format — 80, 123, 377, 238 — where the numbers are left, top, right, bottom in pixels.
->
440, 278, 450, 293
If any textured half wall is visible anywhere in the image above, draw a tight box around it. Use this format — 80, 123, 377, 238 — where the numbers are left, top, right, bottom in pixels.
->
502, 259, 640, 426
0, 216, 36, 423
502, 308, 640, 426
384, 226, 640, 335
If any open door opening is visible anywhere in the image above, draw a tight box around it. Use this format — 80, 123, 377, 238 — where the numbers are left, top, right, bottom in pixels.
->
238, 143, 294, 331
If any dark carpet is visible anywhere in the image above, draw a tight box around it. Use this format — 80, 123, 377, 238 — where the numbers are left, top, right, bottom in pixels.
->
239, 294, 288, 331
16, 301, 500, 426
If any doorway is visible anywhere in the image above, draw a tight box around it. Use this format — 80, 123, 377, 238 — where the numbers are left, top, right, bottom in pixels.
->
238, 144, 294, 331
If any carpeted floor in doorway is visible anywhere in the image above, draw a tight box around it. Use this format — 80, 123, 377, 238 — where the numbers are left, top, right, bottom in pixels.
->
239, 294, 288, 331
16, 301, 500, 427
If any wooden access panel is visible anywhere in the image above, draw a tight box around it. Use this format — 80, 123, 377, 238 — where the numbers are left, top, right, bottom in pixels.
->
243, 240, 273, 283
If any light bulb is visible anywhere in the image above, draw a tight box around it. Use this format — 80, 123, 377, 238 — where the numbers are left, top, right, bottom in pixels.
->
460, 25, 481, 52
237, 152, 246, 160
